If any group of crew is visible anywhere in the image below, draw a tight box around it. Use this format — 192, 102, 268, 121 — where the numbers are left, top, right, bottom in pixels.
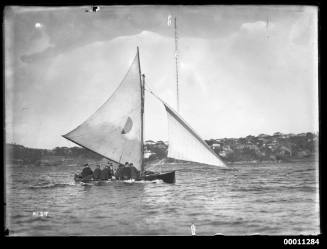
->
115, 162, 140, 180
78, 161, 140, 181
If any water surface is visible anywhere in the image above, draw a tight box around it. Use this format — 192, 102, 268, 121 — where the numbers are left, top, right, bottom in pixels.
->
6, 161, 319, 235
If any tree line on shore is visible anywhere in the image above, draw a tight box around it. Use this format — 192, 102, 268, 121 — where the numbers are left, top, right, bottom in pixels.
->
6, 144, 102, 164
144, 132, 318, 163
6, 132, 318, 165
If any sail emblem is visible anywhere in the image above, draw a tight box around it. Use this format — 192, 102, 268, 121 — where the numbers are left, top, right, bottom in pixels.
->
121, 117, 133, 134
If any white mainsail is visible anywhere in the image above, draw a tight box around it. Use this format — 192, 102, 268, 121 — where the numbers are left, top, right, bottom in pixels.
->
164, 103, 227, 168
63, 47, 226, 172
63, 51, 143, 171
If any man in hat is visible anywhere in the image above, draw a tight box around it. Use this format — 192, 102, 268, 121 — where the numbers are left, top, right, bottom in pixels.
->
115, 162, 127, 180
107, 161, 114, 177
122, 162, 132, 180
110, 163, 115, 178
100, 165, 111, 180
81, 163, 93, 180
93, 164, 101, 180
129, 163, 140, 180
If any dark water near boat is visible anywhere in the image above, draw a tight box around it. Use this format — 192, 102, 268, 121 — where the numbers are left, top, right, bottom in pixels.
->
6, 161, 319, 236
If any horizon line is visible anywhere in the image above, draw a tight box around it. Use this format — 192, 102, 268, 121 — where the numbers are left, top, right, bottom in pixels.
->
6, 130, 319, 150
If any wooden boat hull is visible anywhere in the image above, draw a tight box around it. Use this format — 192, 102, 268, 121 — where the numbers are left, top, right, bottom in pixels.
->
74, 171, 175, 184
141, 171, 175, 184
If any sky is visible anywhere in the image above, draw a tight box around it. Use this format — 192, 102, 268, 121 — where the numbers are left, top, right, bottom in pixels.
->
5, 5, 318, 149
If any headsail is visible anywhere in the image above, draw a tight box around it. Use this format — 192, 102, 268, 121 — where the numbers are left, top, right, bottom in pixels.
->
63, 51, 143, 171
164, 103, 227, 168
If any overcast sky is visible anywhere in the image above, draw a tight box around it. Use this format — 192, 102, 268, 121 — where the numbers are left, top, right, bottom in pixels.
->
5, 5, 318, 149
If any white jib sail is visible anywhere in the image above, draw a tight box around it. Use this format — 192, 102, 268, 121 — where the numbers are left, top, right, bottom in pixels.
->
164, 104, 227, 168
63, 52, 143, 171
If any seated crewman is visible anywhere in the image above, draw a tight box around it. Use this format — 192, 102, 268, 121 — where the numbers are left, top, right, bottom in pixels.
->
93, 165, 101, 180
81, 163, 93, 180
100, 165, 111, 180
129, 163, 140, 180
115, 162, 127, 180
122, 163, 132, 180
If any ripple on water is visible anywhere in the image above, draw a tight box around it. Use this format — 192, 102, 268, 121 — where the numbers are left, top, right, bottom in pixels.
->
6, 161, 319, 235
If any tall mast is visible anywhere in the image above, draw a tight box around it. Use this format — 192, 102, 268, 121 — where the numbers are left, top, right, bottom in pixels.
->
174, 17, 180, 113
141, 74, 145, 175
137, 47, 145, 175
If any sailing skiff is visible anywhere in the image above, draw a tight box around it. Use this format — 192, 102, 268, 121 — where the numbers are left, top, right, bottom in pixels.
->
63, 47, 227, 184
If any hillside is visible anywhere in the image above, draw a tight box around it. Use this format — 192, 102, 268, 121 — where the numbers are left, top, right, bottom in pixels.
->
144, 132, 318, 163
6, 132, 318, 165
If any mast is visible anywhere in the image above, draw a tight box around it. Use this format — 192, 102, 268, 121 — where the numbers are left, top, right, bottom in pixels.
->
174, 17, 180, 113
141, 74, 145, 175
137, 47, 145, 175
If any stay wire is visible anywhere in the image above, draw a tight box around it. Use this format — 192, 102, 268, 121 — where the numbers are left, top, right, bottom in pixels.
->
144, 83, 166, 105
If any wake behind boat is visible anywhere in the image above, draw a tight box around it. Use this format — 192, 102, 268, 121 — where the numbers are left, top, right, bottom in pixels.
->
63, 47, 227, 184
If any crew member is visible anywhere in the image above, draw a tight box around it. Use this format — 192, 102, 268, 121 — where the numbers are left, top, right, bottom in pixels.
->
115, 162, 127, 180
93, 165, 101, 180
106, 162, 114, 177
81, 163, 93, 180
129, 163, 140, 180
109, 163, 114, 176
100, 165, 111, 180
122, 162, 132, 180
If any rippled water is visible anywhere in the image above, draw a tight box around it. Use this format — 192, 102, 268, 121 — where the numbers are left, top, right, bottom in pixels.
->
5, 161, 319, 236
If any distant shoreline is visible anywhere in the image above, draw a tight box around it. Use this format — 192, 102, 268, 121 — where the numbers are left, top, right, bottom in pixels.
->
144, 158, 318, 167
6, 132, 318, 165
227, 158, 318, 165
7, 156, 318, 167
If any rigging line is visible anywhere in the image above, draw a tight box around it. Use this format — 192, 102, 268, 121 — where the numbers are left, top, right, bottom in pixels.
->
143, 79, 157, 93
143, 80, 168, 106
174, 17, 180, 113
144, 87, 166, 105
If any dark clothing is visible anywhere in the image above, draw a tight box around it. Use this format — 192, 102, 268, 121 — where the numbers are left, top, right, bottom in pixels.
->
83, 174, 93, 181
115, 165, 125, 180
110, 168, 114, 177
100, 167, 111, 180
93, 168, 101, 180
81, 166, 93, 178
144, 170, 155, 175
122, 167, 131, 180
130, 166, 139, 180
